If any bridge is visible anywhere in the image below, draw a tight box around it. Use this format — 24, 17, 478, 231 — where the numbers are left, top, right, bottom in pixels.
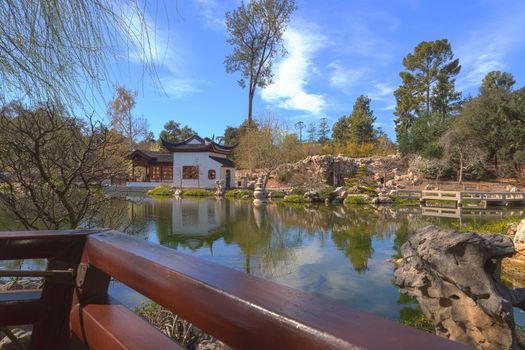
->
397, 189, 525, 208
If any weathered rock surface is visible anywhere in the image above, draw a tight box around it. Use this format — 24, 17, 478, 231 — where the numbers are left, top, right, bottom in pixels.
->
514, 220, 525, 244
395, 226, 525, 349
280, 154, 404, 187
0, 328, 32, 350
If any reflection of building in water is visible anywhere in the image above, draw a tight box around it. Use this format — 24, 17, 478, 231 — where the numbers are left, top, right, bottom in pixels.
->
166, 199, 237, 251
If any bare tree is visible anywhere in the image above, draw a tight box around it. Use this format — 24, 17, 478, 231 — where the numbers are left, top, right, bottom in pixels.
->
224, 0, 296, 125
235, 116, 298, 188
108, 86, 149, 151
0, 0, 162, 106
0, 101, 127, 229
441, 127, 485, 184
294, 121, 305, 143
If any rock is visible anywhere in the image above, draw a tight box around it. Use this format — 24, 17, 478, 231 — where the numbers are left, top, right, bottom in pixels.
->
214, 180, 226, 197
514, 220, 525, 244
424, 184, 435, 190
173, 189, 182, 197
247, 181, 256, 190
385, 180, 395, 188
303, 191, 321, 202
196, 339, 229, 350
370, 196, 393, 205
0, 328, 32, 349
334, 186, 346, 196
395, 226, 525, 350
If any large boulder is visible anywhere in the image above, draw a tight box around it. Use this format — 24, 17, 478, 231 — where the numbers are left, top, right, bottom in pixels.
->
395, 226, 525, 350
514, 220, 525, 244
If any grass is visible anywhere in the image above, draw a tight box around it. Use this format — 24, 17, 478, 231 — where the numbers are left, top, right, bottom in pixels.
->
183, 189, 213, 197
460, 216, 522, 234
283, 194, 305, 203
147, 185, 173, 197
269, 190, 286, 198
389, 195, 420, 206
289, 187, 307, 196
343, 195, 368, 206
318, 187, 336, 201
225, 189, 253, 199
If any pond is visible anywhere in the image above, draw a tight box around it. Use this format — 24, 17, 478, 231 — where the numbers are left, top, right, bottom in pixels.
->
2, 197, 525, 341
104, 198, 525, 327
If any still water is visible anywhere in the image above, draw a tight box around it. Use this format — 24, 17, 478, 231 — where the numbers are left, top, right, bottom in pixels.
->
107, 197, 525, 326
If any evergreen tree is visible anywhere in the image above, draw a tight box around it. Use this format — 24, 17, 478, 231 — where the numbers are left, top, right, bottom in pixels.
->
347, 95, 376, 144
331, 116, 349, 144
394, 39, 461, 155
306, 122, 317, 143
317, 117, 330, 144
159, 120, 196, 144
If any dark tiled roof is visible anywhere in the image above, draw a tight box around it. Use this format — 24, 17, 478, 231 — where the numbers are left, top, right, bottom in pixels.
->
161, 134, 235, 155
209, 156, 235, 168
129, 150, 172, 163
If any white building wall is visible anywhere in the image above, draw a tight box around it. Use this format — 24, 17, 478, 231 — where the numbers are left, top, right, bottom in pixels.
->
172, 152, 223, 189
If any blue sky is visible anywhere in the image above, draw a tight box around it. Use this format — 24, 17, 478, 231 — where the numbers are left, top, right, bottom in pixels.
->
113, 0, 525, 140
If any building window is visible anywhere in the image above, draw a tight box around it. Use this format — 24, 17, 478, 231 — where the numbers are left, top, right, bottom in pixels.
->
208, 169, 216, 180
182, 166, 199, 179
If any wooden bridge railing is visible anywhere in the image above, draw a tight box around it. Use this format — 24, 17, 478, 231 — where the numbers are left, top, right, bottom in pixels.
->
0, 230, 472, 350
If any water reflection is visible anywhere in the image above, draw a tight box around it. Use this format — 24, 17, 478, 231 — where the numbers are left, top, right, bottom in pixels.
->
117, 198, 525, 325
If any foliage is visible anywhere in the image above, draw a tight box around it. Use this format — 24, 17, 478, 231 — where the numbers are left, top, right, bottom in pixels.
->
235, 116, 301, 188
399, 307, 435, 333
289, 187, 307, 196
282, 194, 305, 203
345, 166, 378, 196
224, 0, 296, 124
147, 185, 174, 197
318, 187, 336, 201
183, 189, 213, 197
158, 120, 196, 146
306, 122, 317, 143
317, 117, 330, 144
0, 101, 127, 229
0, 0, 159, 105
394, 39, 461, 155
225, 189, 253, 199
460, 217, 521, 235
134, 301, 214, 349
275, 169, 291, 183
343, 195, 368, 206
108, 86, 149, 151
389, 195, 420, 206
269, 190, 286, 198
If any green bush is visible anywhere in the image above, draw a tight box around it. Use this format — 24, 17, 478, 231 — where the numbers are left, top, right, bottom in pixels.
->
225, 189, 253, 199
389, 195, 420, 206
183, 189, 213, 197
147, 185, 173, 197
318, 187, 336, 201
461, 217, 522, 234
344, 195, 368, 206
283, 194, 305, 203
269, 190, 286, 198
289, 187, 306, 196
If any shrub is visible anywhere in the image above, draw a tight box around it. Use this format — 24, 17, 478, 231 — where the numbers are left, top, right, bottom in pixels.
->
275, 170, 290, 183
183, 189, 213, 197
269, 190, 285, 198
461, 217, 522, 234
289, 187, 306, 196
389, 195, 420, 206
318, 187, 336, 201
283, 194, 305, 203
225, 189, 253, 199
147, 185, 173, 197
344, 195, 368, 206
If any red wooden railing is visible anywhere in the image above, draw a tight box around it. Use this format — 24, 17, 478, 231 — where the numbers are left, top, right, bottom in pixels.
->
0, 230, 473, 349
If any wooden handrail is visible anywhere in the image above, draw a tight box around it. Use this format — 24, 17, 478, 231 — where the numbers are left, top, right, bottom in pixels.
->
1, 230, 473, 350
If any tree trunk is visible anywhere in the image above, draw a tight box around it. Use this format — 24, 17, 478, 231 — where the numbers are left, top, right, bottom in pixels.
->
248, 90, 254, 126
458, 153, 464, 184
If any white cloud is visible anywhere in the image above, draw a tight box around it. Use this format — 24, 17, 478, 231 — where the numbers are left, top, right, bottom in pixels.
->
367, 81, 395, 102
328, 61, 365, 92
194, 0, 226, 30
160, 77, 205, 98
261, 26, 327, 115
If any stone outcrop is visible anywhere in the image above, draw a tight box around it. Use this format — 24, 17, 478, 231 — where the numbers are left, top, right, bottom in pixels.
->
281, 154, 404, 187
395, 226, 525, 350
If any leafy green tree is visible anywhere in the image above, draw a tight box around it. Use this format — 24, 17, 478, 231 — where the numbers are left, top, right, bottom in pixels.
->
394, 39, 461, 154
331, 116, 349, 144
159, 120, 196, 144
224, 0, 296, 125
